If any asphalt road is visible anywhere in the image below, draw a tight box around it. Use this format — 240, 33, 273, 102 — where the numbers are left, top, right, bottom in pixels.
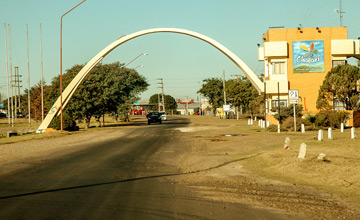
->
0, 117, 301, 220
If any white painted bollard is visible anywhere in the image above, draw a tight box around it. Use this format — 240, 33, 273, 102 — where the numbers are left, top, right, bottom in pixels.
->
277, 124, 280, 133
254, 117, 257, 121
328, 127, 332, 140
250, 119, 253, 125
341, 123, 344, 133
284, 137, 290, 150
266, 121, 270, 127
298, 143, 307, 159
258, 120, 261, 127
248, 119, 251, 125
262, 120, 266, 128
301, 124, 305, 133
318, 130, 323, 141
351, 127, 356, 139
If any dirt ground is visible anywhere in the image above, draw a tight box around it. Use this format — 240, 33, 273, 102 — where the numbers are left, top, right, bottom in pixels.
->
1, 115, 360, 219
173, 116, 360, 219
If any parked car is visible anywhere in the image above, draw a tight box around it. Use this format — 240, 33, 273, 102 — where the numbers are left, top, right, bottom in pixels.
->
0, 112, 6, 118
159, 111, 167, 121
147, 112, 162, 125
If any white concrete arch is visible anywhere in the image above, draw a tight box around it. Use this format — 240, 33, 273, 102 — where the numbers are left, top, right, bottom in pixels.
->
37, 28, 263, 132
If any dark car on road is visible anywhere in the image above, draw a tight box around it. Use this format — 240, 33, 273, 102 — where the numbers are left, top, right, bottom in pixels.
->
147, 112, 162, 125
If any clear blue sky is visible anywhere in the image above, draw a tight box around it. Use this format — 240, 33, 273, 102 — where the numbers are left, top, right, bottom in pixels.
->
1, 0, 359, 102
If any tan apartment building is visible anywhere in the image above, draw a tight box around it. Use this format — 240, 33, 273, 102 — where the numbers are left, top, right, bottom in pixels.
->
257, 26, 360, 124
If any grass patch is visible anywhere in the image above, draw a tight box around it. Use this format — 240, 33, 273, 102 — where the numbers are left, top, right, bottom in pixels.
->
0, 115, 143, 144
239, 126, 360, 206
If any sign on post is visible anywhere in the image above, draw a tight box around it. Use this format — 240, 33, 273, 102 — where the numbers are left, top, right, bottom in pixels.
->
289, 90, 299, 132
223, 105, 230, 112
289, 90, 299, 104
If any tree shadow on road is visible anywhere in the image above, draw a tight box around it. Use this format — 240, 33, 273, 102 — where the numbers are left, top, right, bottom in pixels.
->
0, 154, 257, 200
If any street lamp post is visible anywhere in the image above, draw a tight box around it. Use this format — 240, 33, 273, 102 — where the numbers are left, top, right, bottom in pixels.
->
60, 0, 87, 131
125, 53, 148, 67
134, 65, 144, 70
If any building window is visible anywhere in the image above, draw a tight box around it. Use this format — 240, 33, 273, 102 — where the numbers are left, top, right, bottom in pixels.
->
333, 99, 345, 110
273, 62, 286, 74
332, 60, 346, 68
272, 100, 288, 108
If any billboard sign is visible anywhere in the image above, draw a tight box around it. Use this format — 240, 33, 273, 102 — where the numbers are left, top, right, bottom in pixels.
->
293, 40, 324, 73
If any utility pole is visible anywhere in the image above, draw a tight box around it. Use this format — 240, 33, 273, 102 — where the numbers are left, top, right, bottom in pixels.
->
157, 78, 165, 112
222, 70, 227, 105
340, 0, 344, 27
27, 24, 31, 127
222, 70, 227, 119
336, 0, 345, 27
40, 23, 44, 121
14, 67, 22, 116
60, 0, 87, 131
4, 24, 11, 127
8, 24, 14, 127
264, 80, 267, 128
13, 67, 18, 117
232, 74, 242, 117
17, 68, 21, 114
157, 93, 160, 111
198, 82, 202, 116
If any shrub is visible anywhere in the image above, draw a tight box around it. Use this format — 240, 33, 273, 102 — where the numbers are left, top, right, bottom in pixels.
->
273, 105, 303, 123
282, 117, 304, 131
266, 124, 287, 132
304, 114, 316, 125
314, 110, 349, 128
49, 113, 77, 131
266, 125, 278, 132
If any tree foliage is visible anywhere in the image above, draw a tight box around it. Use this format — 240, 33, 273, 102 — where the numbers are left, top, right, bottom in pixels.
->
317, 64, 360, 110
198, 76, 259, 113
226, 77, 259, 111
198, 78, 224, 112
21, 81, 51, 121
149, 94, 177, 112
47, 62, 148, 128
274, 104, 303, 123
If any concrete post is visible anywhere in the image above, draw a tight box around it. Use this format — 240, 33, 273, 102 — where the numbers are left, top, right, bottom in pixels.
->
351, 127, 356, 139
301, 124, 305, 133
298, 143, 307, 159
318, 129, 323, 141
328, 127, 332, 140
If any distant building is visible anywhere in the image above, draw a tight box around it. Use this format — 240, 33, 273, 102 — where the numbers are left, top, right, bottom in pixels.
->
257, 26, 360, 123
131, 102, 156, 115
176, 97, 210, 115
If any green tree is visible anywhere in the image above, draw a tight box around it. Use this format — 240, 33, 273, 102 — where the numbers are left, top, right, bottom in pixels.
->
198, 78, 224, 112
20, 81, 51, 121
317, 64, 360, 110
46, 62, 148, 128
226, 76, 259, 113
149, 94, 177, 112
